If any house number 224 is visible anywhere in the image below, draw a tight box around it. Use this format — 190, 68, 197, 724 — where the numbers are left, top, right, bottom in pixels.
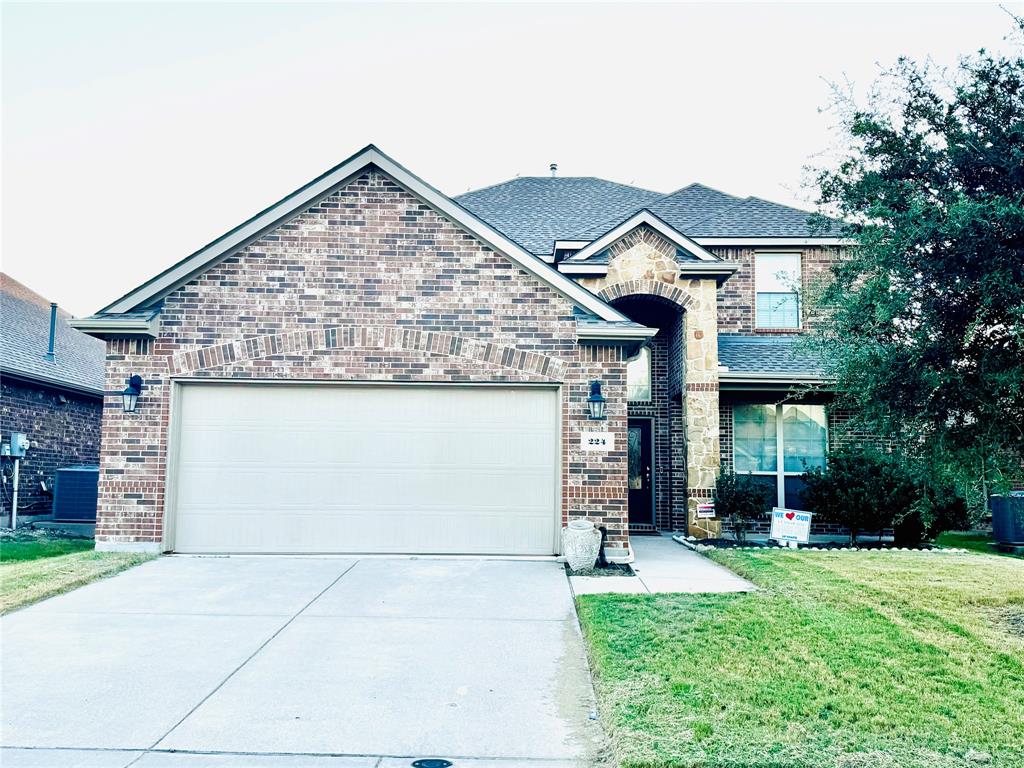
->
580, 432, 615, 451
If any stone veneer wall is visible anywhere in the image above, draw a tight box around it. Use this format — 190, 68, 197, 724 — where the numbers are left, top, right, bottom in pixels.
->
95, 171, 630, 553
577, 224, 722, 537
0, 379, 102, 518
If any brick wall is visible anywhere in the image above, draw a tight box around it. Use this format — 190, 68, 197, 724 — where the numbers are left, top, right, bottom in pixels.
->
0, 379, 102, 519
709, 245, 845, 334
96, 171, 629, 552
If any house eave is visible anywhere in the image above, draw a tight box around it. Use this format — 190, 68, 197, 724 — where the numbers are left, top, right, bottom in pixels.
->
717, 371, 829, 391
694, 237, 854, 246
559, 261, 740, 284
0, 367, 104, 399
69, 314, 162, 340
577, 326, 659, 342
558, 263, 608, 275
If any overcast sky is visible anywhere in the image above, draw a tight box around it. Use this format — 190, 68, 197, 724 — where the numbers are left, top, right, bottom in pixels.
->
2, 1, 1017, 316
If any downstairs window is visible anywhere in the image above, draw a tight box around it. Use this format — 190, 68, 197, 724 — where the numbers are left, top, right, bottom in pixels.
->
733, 403, 827, 508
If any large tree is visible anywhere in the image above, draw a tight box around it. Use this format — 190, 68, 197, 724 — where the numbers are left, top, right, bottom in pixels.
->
811, 24, 1024, 515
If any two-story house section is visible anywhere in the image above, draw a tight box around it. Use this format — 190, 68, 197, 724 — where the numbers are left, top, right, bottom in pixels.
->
74, 146, 851, 556
457, 174, 849, 536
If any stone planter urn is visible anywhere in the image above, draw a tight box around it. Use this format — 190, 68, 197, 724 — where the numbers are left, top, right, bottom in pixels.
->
562, 519, 602, 572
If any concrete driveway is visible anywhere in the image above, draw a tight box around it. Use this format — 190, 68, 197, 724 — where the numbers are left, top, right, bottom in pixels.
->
1, 557, 603, 767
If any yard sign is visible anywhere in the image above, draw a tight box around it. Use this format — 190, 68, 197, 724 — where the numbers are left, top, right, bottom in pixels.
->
696, 502, 716, 519
770, 508, 812, 545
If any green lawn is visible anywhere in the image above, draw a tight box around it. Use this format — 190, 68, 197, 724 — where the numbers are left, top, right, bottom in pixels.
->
0, 537, 154, 614
577, 549, 1024, 768
937, 530, 1022, 558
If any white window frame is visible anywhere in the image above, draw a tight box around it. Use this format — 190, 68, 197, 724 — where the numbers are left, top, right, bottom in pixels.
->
732, 403, 828, 507
754, 252, 803, 330
626, 346, 653, 403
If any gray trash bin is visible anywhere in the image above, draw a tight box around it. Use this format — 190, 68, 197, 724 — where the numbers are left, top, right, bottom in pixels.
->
990, 492, 1024, 546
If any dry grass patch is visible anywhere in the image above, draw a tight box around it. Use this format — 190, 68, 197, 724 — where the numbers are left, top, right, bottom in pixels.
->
1, 537, 154, 614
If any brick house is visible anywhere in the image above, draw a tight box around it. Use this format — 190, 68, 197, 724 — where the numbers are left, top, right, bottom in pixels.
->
1, 274, 105, 523
72, 146, 848, 556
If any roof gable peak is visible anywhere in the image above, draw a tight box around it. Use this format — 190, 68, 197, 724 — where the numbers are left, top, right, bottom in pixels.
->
81, 145, 630, 327
567, 209, 721, 263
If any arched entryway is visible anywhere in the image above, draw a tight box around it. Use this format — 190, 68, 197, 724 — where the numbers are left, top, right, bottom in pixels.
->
608, 294, 688, 532
587, 277, 723, 539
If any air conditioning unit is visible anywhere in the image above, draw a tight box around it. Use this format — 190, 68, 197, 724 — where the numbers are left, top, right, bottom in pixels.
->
52, 466, 99, 522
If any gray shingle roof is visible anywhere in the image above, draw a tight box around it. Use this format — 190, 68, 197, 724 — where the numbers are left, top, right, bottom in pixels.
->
577, 183, 744, 239
1, 274, 106, 395
455, 177, 662, 256
717, 334, 823, 378
456, 178, 840, 255
686, 197, 840, 238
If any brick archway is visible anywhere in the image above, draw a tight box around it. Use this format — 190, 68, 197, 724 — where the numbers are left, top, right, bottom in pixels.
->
168, 324, 568, 380
597, 279, 695, 309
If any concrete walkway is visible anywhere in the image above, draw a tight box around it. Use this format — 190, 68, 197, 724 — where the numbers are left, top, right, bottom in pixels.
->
570, 534, 755, 595
1, 556, 603, 768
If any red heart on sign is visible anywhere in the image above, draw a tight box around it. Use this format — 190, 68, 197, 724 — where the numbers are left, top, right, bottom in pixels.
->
785, 512, 796, 520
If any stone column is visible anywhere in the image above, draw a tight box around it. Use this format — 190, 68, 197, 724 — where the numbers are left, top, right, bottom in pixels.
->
682, 279, 721, 538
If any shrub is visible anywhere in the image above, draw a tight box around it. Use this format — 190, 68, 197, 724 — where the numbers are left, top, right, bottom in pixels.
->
800, 447, 915, 544
894, 479, 970, 547
800, 447, 968, 545
714, 472, 774, 543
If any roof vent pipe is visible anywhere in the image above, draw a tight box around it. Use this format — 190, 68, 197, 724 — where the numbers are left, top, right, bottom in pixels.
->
550, 163, 557, 178
45, 303, 57, 360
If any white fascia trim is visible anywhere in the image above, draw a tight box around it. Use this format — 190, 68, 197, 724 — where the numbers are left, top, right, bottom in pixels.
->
559, 263, 608, 275
718, 372, 826, 384
678, 262, 741, 276
554, 240, 590, 250
694, 237, 854, 246
560, 261, 740, 281
577, 325, 659, 342
567, 210, 720, 263
69, 315, 161, 339
98, 145, 628, 323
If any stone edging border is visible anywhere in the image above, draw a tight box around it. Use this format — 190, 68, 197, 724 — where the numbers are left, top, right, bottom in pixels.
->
671, 534, 969, 554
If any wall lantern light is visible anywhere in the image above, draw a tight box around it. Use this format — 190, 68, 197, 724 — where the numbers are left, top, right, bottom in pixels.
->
121, 375, 144, 413
587, 380, 607, 420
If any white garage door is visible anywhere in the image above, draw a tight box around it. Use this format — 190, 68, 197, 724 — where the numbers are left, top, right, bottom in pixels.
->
171, 384, 559, 554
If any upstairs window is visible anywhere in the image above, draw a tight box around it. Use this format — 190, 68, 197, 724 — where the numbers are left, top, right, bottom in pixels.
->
626, 346, 652, 402
755, 253, 801, 329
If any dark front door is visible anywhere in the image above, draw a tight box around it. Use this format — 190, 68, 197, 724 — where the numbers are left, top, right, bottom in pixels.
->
627, 419, 654, 525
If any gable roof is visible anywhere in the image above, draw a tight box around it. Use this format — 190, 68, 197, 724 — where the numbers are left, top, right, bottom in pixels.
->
567, 210, 721, 263
455, 177, 663, 257
74, 145, 632, 333
1, 274, 106, 396
457, 177, 843, 255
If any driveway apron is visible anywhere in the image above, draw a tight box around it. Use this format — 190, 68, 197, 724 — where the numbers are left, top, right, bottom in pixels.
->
1, 556, 603, 767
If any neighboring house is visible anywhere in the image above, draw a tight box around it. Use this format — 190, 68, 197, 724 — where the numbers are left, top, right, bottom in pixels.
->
72, 145, 849, 557
1, 274, 106, 524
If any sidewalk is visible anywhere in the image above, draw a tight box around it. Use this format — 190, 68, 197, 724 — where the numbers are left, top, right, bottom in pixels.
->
570, 534, 755, 596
